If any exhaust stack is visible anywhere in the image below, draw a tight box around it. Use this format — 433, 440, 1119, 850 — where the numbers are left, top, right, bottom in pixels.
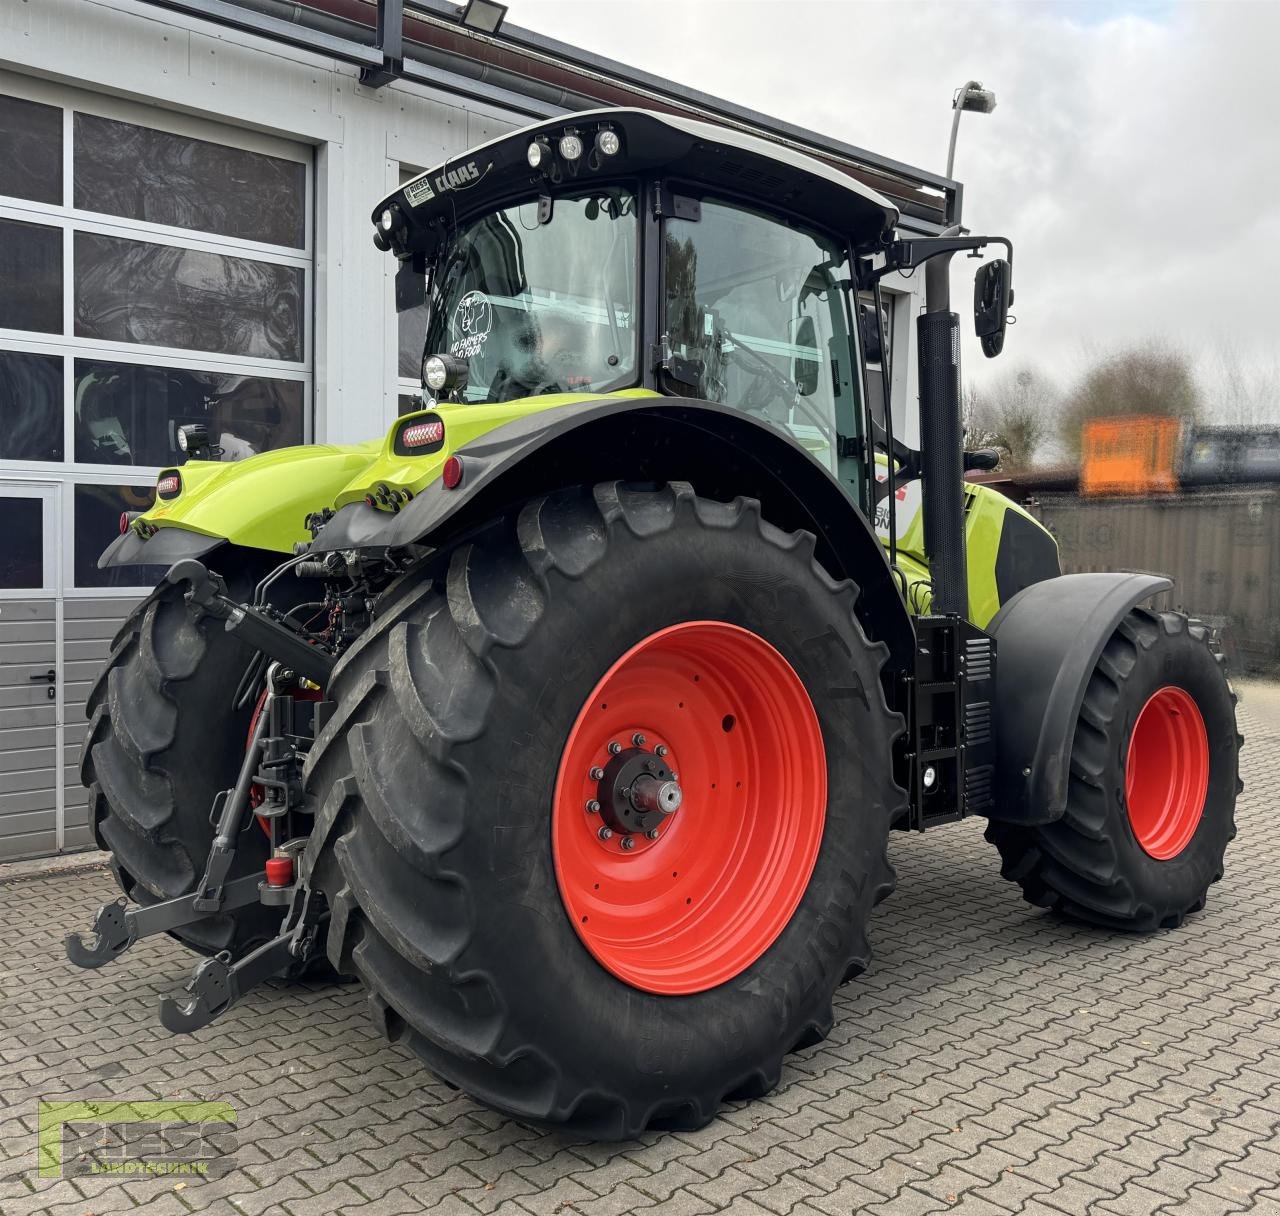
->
917, 246, 968, 619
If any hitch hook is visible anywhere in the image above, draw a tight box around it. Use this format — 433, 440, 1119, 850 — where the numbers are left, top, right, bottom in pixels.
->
64, 896, 133, 969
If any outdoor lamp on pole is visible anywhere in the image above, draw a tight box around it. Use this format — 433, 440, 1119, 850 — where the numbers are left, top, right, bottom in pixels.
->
946, 81, 997, 178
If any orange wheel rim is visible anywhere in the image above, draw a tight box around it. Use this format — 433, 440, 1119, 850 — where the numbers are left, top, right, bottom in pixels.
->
552, 621, 826, 995
1125, 685, 1209, 860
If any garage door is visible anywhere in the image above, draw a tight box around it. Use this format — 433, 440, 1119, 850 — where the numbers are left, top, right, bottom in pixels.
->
0, 484, 59, 859
0, 74, 313, 860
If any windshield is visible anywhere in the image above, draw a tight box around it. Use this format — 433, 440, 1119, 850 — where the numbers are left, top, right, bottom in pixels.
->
423, 188, 638, 403
663, 199, 856, 472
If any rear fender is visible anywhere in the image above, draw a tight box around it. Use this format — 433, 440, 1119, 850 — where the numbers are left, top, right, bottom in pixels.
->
986, 572, 1173, 825
313, 396, 916, 675
98, 442, 380, 569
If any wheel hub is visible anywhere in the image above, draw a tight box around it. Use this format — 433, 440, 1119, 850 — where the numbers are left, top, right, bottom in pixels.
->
596, 747, 682, 837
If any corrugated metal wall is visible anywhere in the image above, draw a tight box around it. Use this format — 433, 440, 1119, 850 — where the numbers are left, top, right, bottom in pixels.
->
62, 598, 137, 854
1032, 489, 1280, 675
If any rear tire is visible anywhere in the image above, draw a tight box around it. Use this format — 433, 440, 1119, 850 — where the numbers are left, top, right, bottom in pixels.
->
305, 482, 905, 1137
82, 558, 288, 957
986, 608, 1240, 930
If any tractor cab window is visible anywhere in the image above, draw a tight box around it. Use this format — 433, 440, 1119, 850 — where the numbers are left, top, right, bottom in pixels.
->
663, 199, 856, 471
423, 188, 638, 403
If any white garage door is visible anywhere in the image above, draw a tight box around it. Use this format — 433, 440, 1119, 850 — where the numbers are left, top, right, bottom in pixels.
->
0, 73, 313, 860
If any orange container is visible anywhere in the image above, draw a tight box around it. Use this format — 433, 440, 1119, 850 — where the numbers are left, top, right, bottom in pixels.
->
1081, 415, 1182, 496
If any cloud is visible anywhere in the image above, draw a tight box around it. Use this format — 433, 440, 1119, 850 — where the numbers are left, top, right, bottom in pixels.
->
512, 0, 1280, 404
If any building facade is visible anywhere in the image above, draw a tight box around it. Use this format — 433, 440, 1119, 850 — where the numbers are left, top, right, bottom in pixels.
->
0, 0, 954, 860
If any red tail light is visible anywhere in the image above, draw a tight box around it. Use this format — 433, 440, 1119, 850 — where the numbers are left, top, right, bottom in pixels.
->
403, 419, 444, 448
156, 472, 181, 498
394, 414, 446, 455
119, 512, 130, 535
442, 455, 464, 489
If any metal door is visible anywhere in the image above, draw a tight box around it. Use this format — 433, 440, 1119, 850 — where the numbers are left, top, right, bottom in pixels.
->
0, 482, 61, 861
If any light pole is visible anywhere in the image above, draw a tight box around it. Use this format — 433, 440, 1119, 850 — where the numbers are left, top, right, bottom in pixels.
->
946, 81, 997, 179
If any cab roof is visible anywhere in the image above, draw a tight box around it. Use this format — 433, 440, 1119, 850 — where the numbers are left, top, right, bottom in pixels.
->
376, 107, 900, 257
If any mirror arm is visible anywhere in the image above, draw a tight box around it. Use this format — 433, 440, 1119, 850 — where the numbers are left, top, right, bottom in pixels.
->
861, 236, 1013, 287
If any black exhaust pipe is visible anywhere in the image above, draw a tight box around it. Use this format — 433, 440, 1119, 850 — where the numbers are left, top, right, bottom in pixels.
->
917, 235, 968, 619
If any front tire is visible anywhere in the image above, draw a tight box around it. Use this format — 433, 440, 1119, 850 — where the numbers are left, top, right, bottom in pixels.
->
306, 482, 905, 1137
986, 608, 1240, 930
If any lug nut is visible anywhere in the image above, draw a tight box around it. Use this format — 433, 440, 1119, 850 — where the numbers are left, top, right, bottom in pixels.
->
586, 799, 601, 814
656, 745, 669, 757
608, 741, 622, 755
646, 829, 660, 840
632, 733, 646, 747
589, 766, 605, 781
597, 826, 613, 841
620, 835, 636, 851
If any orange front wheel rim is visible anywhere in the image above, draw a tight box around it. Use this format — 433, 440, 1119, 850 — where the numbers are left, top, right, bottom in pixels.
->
1125, 685, 1209, 860
551, 621, 826, 995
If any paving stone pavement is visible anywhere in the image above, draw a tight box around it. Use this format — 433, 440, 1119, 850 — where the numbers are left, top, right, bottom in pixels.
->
2, 689, 1277, 1216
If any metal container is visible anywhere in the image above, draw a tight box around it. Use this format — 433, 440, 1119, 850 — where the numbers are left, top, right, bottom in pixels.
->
1030, 488, 1280, 675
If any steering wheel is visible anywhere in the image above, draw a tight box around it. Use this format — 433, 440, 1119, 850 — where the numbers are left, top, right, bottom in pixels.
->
719, 329, 835, 444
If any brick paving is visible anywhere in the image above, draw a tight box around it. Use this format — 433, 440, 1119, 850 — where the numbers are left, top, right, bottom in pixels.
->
2, 687, 1277, 1215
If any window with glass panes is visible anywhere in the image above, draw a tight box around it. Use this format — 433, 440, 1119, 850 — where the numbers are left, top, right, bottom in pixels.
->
0, 86, 311, 591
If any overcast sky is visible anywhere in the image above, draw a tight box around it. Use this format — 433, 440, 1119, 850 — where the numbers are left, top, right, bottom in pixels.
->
510, 0, 1280, 404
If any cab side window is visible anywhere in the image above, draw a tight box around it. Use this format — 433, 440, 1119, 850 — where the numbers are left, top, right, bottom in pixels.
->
663, 199, 855, 470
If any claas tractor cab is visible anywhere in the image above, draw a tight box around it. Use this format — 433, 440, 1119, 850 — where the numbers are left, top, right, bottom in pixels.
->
68, 108, 1239, 1140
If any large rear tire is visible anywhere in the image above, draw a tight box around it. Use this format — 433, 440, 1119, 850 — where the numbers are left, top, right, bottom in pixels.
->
305, 482, 905, 1137
986, 608, 1240, 930
81, 557, 289, 957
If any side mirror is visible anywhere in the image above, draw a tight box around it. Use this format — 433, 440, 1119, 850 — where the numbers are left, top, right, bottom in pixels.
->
963, 447, 1001, 472
792, 316, 820, 396
395, 256, 428, 313
858, 303, 887, 365
974, 259, 1013, 357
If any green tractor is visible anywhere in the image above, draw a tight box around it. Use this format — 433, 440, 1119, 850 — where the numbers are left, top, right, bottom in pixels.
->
68, 108, 1239, 1138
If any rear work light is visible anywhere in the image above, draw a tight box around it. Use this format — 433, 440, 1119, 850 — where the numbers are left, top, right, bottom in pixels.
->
156, 472, 182, 499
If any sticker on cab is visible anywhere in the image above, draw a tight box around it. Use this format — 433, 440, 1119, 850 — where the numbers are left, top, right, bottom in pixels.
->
449, 291, 493, 359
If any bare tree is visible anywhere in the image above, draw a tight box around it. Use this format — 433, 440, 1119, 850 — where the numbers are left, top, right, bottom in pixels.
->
963, 366, 1056, 469
1059, 342, 1201, 457
1202, 338, 1280, 428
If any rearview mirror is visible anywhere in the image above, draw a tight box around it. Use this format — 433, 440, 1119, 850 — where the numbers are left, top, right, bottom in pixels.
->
858, 303, 888, 365
974, 259, 1012, 357
395, 257, 428, 313
792, 316, 820, 396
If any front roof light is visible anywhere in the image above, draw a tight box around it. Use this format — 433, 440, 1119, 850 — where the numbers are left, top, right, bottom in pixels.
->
558, 132, 583, 161
594, 128, 620, 158
527, 139, 550, 169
